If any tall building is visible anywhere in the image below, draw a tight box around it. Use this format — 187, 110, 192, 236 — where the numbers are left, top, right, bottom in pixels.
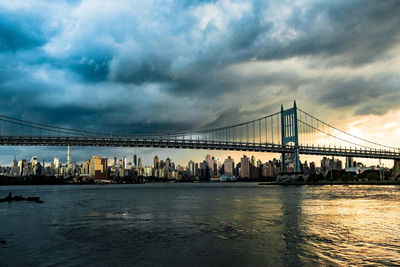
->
223, 156, 235, 175
31, 156, 38, 166
257, 159, 262, 168
187, 160, 196, 177
166, 158, 173, 171
251, 155, 256, 167
138, 157, 142, 167
345, 156, 353, 169
321, 157, 328, 172
18, 159, 26, 176
81, 161, 90, 176
200, 161, 210, 180
54, 157, 60, 169
123, 156, 127, 169
302, 161, 310, 176
67, 145, 72, 165
195, 163, 199, 177
31, 156, 39, 176
205, 155, 214, 175
240, 155, 250, 178
12, 156, 18, 175
154, 155, 160, 169
89, 156, 108, 179
12, 156, 17, 168
205, 155, 218, 177
133, 154, 137, 167
310, 162, 316, 175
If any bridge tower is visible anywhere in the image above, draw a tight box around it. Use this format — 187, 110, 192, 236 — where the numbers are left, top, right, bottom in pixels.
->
280, 101, 301, 174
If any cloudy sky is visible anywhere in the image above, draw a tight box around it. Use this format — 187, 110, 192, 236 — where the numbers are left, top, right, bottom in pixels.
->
0, 0, 399, 166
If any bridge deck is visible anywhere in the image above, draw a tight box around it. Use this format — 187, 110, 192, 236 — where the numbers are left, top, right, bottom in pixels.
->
0, 136, 399, 160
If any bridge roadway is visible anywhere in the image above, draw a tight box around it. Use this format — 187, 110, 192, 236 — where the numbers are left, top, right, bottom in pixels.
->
0, 135, 399, 160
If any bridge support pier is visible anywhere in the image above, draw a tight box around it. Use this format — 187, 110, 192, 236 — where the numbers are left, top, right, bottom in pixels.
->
391, 159, 400, 180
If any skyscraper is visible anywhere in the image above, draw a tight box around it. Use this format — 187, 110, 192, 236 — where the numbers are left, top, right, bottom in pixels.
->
200, 161, 210, 180
54, 157, 60, 169
166, 158, 172, 171
133, 154, 137, 167
188, 160, 195, 177
251, 155, 256, 166
154, 155, 159, 169
345, 156, 353, 169
89, 156, 108, 179
123, 156, 127, 169
240, 155, 250, 178
223, 156, 234, 175
31, 156, 38, 166
67, 145, 72, 165
12, 156, 17, 168
257, 159, 262, 168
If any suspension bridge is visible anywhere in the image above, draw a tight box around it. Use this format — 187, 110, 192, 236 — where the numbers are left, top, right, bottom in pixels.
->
0, 101, 399, 173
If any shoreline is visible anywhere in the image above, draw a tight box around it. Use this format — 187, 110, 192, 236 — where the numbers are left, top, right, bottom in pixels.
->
259, 181, 400, 186
1, 180, 400, 186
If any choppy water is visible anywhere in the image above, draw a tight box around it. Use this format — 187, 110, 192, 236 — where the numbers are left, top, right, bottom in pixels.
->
1, 183, 400, 266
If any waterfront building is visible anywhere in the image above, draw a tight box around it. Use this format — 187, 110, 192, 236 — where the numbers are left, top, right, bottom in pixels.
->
144, 166, 153, 177
12, 156, 19, 176
54, 157, 60, 169
18, 159, 26, 176
12, 156, 17, 168
154, 155, 160, 170
345, 156, 353, 169
257, 159, 262, 168
310, 162, 316, 175
187, 160, 196, 177
81, 161, 90, 176
123, 156, 127, 169
200, 161, 210, 180
205, 155, 218, 177
89, 156, 108, 179
251, 155, 256, 167
240, 155, 250, 178
31, 156, 38, 166
223, 156, 235, 175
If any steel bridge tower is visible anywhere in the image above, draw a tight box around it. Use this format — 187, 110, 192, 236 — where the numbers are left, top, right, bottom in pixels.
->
280, 101, 301, 174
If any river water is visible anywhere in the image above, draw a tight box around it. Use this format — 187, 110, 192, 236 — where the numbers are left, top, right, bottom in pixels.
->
1, 183, 400, 266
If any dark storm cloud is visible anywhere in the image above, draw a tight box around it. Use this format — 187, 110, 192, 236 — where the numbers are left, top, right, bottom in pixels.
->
281, 0, 400, 65
312, 75, 399, 116
0, 0, 400, 137
316, 76, 398, 110
0, 10, 46, 51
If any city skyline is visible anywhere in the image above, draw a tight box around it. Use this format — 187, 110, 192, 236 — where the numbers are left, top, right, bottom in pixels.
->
0, 144, 396, 169
0, 1, 400, 165
2, 150, 376, 181
2, 149, 379, 172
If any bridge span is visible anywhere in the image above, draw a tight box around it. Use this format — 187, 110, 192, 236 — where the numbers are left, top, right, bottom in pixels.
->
0, 101, 399, 172
0, 136, 398, 160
